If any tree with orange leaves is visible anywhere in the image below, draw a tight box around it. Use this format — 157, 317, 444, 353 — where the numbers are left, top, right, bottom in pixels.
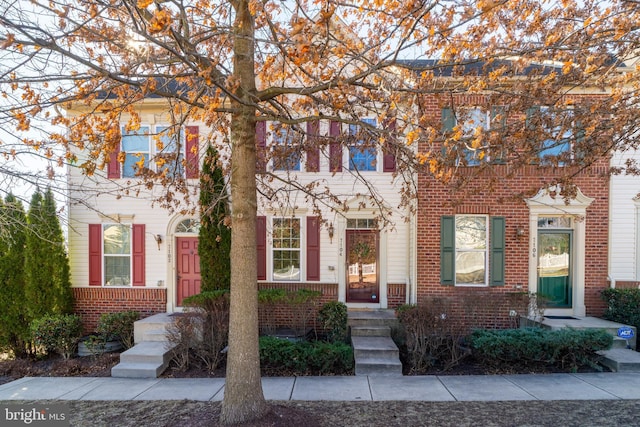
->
2, 0, 640, 424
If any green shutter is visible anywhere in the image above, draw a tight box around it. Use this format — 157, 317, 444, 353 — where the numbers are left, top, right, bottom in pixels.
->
441, 216, 455, 285
442, 108, 455, 132
441, 108, 455, 160
525, 106, 540, 129
491, 106, 506, 163
490, 216, 505, 286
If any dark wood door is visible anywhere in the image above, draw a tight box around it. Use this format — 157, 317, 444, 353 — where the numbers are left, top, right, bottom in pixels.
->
346, 230, 379, 303
176, 237, 201, 306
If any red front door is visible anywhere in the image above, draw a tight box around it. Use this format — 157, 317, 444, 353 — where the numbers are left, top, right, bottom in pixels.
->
176, 237, 201, 306
346, 230, 379, 303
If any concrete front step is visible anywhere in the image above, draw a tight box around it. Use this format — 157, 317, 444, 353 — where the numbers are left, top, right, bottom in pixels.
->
352, 336, 399, 359
598, 348, 640, 372
348, 310, 397, 328
355, 357, 403, 376
111, 362, 169, 378
142, 329, 171, 342
351, 325, 391, 337
133, 313, 174, 345
112, 341, 176, 378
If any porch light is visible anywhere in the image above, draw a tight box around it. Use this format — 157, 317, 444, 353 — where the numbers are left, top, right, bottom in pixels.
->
515, 226, 526, 239
327, 223, 334, 243
155, 234, 163, 250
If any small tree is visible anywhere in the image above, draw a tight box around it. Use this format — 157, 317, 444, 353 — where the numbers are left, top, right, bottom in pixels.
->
0, 194, 31, 357
199, 145, 231, 291
24, 188, 73, 319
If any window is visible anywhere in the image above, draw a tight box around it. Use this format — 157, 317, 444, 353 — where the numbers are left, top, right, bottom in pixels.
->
122, 127, 150, 178
272, 218, 301, 281
155, 126, 184, 178
442, 107, 505, 165
527, 106, 580, 165
349, 118, 377, 171
103, 224, 131, 286
272, 126, 301, 171
454, 216, 487, 285
120, 125, 186, 178
441, 215, 505, 286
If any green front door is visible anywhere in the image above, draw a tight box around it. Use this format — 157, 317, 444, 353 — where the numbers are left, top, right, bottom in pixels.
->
537, 231, 572, 307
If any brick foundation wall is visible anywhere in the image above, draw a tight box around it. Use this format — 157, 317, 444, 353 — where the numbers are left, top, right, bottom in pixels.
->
72, 287, 167, 333
387, 283, 407, 309
416, 93, 611, 324
610, 281, 640, 290
257, 282, 338, 333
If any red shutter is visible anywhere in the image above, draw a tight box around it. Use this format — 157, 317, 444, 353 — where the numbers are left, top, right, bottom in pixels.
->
329, 120, 342, 172
88, 224, 102, 286
306, 121, 320, 172
132, 224, 146, 286
306, 216, 320, 281
256, 121, 267, 173
107, 133, 121, 178
383, 119, 397, 172
256, 216, 267, 280
185, 126, 199, 179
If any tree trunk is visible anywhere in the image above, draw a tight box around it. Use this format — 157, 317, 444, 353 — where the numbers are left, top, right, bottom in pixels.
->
220, 1, 269, 424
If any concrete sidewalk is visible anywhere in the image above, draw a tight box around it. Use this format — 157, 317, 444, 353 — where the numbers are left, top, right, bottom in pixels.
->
1, 373, 640, 402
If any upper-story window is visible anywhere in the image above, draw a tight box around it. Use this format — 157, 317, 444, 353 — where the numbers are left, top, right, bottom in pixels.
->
122, 127, 151, 178
349, 118, 377, 171
272, 126, 301, 172
442, 107, 505, 166
527, 106, 581, 165
121, 125, 184, 178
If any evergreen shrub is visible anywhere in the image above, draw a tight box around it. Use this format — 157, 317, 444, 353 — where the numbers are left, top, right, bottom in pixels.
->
31, 314, 83, 359
471, 327, 613, 371
259, 336, 353, 375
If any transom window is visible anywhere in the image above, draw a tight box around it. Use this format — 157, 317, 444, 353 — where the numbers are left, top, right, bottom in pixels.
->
346, 218, 378, 229
176, 218, 200, 233
455, 216, 487, 285
349, 118, 377, 171
272, 218, 301, 281
121, 125, 184, 178
538, 216, 572, 229
103, 224, 131, 286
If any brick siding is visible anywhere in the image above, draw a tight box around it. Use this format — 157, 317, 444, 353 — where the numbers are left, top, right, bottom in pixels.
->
416, 93, 611, 325
72, 287, 167, 333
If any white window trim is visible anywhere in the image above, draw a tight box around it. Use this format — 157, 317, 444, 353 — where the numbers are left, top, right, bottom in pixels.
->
270, 217, 304, 282
102, 223, 132, 287
454, 214, 489, 287
121, 124, 185, 178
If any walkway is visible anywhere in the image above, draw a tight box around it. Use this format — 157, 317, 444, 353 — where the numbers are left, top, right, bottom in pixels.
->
1, 373, 640, 402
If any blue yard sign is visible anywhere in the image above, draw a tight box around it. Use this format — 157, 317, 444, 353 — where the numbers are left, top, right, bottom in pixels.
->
618, 326, 635, 339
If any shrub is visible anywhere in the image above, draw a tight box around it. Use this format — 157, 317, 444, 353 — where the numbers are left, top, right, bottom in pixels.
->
318, 301, 348, 343
96, 311, 140, 349
601, 288, 640, 331
396, 300, 469, 374
259, 336, 353, 376
167, 290, 230, 372
284, 289, 322, 338
30, 314, 83, 359
258, 288, 287, 335
471, 327, 613, 372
